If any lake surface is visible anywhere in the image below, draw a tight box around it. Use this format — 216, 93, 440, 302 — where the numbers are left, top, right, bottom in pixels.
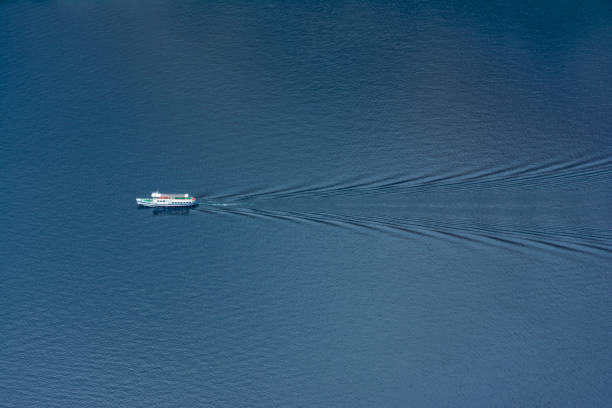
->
2, 1, 611, 406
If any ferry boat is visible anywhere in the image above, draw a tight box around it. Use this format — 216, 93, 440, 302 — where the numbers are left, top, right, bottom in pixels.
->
136, 192, 198, 207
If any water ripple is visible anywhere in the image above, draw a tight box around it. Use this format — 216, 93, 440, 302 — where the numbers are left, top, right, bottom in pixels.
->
195, 154, 612, 201
192, 205, 612, 260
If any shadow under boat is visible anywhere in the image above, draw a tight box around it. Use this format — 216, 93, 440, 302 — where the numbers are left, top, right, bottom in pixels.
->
137, 205, 196, 216
154, 206, 193, 216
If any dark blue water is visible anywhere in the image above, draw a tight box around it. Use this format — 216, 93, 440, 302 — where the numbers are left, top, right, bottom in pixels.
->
2, 1, 612, 406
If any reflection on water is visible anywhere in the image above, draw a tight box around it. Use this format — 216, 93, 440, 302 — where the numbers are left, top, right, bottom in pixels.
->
151, 207, 192, 216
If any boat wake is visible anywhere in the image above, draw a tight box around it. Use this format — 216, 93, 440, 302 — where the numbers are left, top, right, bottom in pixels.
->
189, 153, 612, 259
192, 205, 612, 260
194, 154, 612, 202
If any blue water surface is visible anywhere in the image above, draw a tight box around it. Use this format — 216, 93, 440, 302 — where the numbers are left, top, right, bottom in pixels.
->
2, 1, 612, 406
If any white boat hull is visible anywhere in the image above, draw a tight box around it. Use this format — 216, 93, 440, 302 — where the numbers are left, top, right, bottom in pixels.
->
136, 193, 198, 208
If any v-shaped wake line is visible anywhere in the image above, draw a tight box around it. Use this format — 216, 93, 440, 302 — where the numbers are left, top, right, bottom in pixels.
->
192, 204, 612, 260
193, 154, 612, 202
